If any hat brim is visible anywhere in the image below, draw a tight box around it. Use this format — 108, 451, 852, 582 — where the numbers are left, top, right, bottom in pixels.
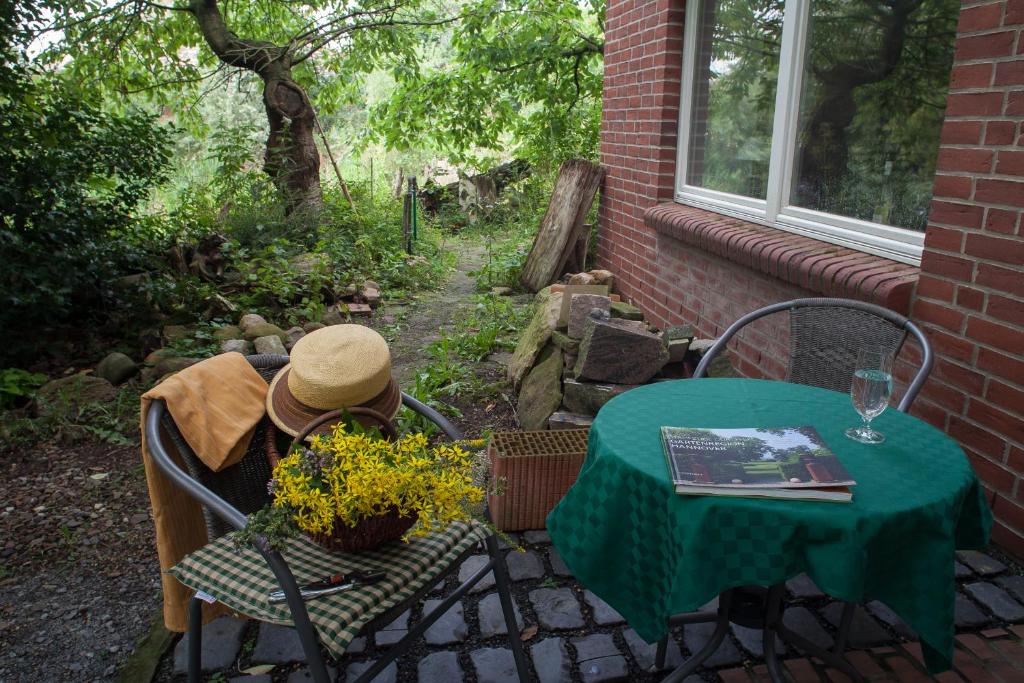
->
266, 365, 402, 437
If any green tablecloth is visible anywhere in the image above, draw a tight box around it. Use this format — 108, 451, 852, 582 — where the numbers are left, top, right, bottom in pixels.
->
547, 378, 991, 673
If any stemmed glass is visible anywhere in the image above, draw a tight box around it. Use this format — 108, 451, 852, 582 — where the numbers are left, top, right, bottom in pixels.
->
845, 348, 894, 444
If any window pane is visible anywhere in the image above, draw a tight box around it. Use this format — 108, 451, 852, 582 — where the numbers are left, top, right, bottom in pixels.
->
790, 0, 959, 230
686, 0, 784, 199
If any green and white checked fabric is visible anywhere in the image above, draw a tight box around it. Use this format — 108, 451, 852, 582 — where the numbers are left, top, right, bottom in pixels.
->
168, 520, 487, 658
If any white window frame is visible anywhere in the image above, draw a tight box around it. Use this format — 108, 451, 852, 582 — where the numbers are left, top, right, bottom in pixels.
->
675, 0, 927, 266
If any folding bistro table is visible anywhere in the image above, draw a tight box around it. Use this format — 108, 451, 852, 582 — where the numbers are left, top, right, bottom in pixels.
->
548, 378, 991, 682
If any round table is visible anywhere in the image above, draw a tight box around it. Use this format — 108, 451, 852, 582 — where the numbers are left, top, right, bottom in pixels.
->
547, 378, 991, 677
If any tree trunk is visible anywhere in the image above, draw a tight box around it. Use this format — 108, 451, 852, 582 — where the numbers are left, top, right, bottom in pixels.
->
263, 75, 322, 215
189, 0, 322, 214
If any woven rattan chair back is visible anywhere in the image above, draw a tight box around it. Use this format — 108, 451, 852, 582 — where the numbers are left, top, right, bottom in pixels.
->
787, 305, 907, 394
158, 353, 288, 539
694, 298, 933, 412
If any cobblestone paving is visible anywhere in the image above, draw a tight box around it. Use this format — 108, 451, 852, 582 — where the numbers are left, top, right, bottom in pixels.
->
158, 536, 1024, 682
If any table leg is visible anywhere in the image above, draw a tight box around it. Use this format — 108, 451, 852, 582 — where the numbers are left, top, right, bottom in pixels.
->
763, 584, 786, 683
659, 592, 734, 682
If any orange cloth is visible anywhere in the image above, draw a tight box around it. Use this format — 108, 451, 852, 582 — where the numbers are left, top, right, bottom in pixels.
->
139, 352, 269, 631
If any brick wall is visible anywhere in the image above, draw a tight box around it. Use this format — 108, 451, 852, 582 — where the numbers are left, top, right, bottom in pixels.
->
597, 0, 1024, 555
910, 0, 1024, 557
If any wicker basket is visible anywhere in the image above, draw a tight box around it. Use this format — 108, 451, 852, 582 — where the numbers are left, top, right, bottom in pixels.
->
487, 429, 589, 531
269, 408, 409, 552
311, 506, 416, 553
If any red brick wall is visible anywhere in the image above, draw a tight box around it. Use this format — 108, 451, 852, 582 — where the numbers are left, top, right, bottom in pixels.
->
911, 0, 1024, 557
597, 0, 685, 301
597, 0, 1024, 555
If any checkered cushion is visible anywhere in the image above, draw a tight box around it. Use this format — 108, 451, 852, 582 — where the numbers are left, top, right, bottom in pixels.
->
168, 521, 487, 658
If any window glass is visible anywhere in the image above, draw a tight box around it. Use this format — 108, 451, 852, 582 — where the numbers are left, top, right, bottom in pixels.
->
686, 0, 784, 199
789, 0, 959, 230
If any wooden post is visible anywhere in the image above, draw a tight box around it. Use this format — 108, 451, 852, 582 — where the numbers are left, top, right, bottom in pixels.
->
520, 160, 605, 292
312, 112, 354, 209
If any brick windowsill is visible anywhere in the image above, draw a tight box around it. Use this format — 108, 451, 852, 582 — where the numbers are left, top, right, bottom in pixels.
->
645, 203, 921, 314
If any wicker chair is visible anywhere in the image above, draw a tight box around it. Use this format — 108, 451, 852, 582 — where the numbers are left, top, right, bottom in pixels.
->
693, 297, 933, 411
654, 299, 934, 683
144, 354, 528, 683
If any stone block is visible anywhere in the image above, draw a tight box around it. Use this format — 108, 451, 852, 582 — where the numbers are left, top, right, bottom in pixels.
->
568, 272, 595, 286
373, 609, 410, 647
571, 634, 628, 683
458, 555, 496, 593
575, 317, 668, 384
786, 573, 825, 599
550, 330, 580, 353
418, 651, 461, 683
344, 660, 396, 683
529, 588, 584, 630
583, 590, 625, 626
623, 629, 682, 672
471, 647, 519, 683
557, 285, 609, 326
213, 324, 243, 341
681, 621, 743, 667
254, 335, 288, 355
238, 313, 267, 332
958, 550, 1007, 576
609, 301, 643, 321
506, 550, 545, 581
508, 287, 564, 389
95, 352, 137, 385
667, 339, 691, 363
243, 322, 287, 342
548, 411, 593, 430
478, 593, 524, 638
955, 594, 992, 628
284, 326, 306, 350
562, 378, 639, 416
568, 294, 612, 338
220, 339, 254, 355
516, 344, 562, 430
523, 530, 550, 544
252, 623, 305, 664
964, 582, 1024, 621
422, 599, 468, 645
549, 549, 573, 577
589, 270, 614, 287
531, 638, 570, 683
172, 616, 247, 674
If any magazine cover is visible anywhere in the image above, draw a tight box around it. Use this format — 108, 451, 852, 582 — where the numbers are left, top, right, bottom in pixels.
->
661, 426, 855, 489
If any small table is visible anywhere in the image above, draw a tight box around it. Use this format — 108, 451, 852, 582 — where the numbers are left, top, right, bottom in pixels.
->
547, 378, 991, 679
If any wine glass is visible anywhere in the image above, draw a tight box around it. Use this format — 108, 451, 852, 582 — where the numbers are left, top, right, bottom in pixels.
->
845, 348, 894, 444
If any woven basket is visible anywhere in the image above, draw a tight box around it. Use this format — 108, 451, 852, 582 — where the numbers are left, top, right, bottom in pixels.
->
487, 429, 589, 531
269, 407, 410, 552
311, 506, 416, 553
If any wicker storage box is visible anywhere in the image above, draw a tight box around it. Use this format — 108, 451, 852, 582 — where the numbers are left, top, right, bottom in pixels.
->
487, 429, 589, 531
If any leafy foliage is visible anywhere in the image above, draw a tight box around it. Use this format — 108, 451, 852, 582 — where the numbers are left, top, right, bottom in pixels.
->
372, 0, 605, 168
0, 68, 173, 362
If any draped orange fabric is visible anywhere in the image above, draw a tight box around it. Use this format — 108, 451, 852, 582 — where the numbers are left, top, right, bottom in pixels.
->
139, 352, 268, 631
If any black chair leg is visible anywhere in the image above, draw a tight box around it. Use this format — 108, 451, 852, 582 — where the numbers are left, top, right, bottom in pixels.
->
187, 597, 202, 683
654, 636, 668, 670
487, 534, 530, 682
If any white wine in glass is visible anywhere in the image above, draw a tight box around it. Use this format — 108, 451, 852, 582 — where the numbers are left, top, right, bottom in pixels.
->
845, 348, 894, 444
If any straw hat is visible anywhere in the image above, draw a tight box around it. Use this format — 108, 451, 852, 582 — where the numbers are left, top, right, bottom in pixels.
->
266, 325, 401, 437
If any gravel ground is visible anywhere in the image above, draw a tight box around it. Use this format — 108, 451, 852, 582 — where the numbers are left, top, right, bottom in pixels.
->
0, 439, 161, 682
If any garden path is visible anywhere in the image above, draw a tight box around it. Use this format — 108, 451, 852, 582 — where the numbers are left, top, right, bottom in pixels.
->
387, 239, 488, 388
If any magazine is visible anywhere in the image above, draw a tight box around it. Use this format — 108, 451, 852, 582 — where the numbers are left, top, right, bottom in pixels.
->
661, 426, 855, 502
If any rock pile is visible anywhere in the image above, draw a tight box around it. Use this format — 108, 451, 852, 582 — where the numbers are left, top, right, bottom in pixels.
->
509, 274, 735, 430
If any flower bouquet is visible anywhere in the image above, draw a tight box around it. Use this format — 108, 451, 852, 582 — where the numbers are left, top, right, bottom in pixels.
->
239, 423, 484, 552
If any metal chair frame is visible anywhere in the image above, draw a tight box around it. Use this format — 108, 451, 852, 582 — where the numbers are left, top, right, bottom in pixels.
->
654, 298, 934, 683
144, 355, 529, 683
